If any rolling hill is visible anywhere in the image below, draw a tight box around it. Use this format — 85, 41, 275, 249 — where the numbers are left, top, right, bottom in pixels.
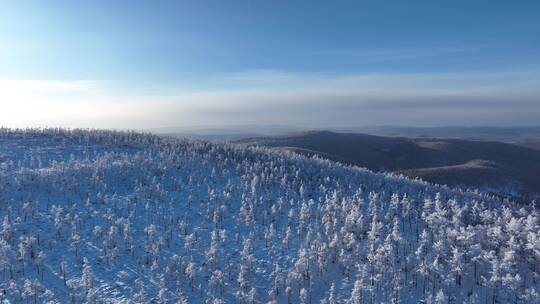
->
0, 129, 538, 303
237, 130, 540, 200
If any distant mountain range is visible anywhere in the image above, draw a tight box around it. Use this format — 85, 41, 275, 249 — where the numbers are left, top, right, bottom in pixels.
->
342, 126, 540, 149
160, 125, 540, 150
237, 130, 540, 201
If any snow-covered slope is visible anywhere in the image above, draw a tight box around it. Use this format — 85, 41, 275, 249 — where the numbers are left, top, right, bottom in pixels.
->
0, 129, 538, 303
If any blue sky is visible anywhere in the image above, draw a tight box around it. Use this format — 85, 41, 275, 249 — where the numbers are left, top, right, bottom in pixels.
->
1, 1, 539, 129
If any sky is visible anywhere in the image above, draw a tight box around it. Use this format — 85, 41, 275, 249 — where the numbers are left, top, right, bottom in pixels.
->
1, 0, 539, 130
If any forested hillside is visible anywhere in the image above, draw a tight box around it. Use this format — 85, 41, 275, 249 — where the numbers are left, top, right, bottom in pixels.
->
0, 129, 538, 303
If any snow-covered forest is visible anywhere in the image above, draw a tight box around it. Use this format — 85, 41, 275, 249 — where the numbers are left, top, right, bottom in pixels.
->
0, 128, 538, 303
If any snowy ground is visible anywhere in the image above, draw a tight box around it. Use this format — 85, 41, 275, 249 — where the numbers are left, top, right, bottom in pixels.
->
0, 129, 538, 303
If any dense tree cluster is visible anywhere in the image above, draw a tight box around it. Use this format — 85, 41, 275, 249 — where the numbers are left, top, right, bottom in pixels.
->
0, 128, 538, 303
